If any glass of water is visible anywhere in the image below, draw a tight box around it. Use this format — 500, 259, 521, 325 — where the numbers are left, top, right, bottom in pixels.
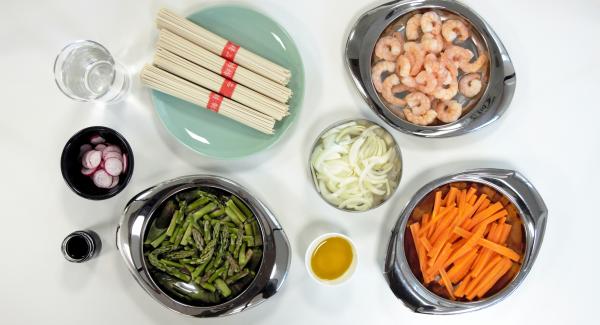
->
54, 40, 129, 103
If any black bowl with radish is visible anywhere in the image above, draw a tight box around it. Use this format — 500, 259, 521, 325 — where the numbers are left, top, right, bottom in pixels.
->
61, 126, 134, 200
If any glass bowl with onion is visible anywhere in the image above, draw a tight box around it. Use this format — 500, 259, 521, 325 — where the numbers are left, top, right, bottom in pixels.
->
309, 119, 402, 212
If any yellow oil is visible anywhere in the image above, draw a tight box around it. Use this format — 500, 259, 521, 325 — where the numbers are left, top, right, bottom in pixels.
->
310, 236, 353, 280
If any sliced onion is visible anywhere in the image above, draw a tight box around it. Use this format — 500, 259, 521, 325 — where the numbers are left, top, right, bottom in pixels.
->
311, 122, 401, 211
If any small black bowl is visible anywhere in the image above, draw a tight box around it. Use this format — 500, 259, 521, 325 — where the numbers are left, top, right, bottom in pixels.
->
61, 126, 134, 200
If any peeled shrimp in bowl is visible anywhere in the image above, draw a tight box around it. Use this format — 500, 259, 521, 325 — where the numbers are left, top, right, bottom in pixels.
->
370, 8, 490, 126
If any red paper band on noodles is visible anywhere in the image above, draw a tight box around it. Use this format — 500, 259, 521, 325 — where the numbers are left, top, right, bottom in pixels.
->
219, 79, 237, 98
220, 61, 238, 79
206, 92, 223, 112
221, 41, 240, 61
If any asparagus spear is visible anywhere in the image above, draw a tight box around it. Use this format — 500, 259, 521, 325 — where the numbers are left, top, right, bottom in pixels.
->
150, 230, 168, 248
231, 196, 253, 219
191, 228, 205, 251
200, 282, 216, 293
203, 220, 211, 242
214, 278, 231, 297
208, 267, 225, 283
185, 197, 210, 213
225, 268, 249, 285
226, 200, 247, 223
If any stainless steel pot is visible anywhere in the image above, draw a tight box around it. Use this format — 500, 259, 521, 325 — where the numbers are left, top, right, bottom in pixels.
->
345, 0, 516, 137
116, 175, 291, 317
384, 168, 547, 314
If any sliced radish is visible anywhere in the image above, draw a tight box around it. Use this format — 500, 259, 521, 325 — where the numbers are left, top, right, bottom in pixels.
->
104, 157, 123, 176
122, 153, 128, 172
90, 135, 106, 144
103, 145, 122, 154
81, 151, 93, 169
108, 175, 120, 188
80, 144, 92, 155
95, 144, 107, 151
87, 150, 102, 169
92, 169, 113, 188
81, 166, 97, 176
103, 151, 122, 161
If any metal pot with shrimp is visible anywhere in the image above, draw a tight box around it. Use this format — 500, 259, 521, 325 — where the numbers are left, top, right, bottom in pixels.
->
345, 0, 516, 137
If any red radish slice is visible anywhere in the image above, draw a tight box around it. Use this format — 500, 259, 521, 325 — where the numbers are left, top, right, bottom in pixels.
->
95, 144, 107, 151
103, 145, 122, 154
104, 157, 123, 176
81, 151, 93, 169
103, 151, 122, 161
80, 144, 92, 155
122, 153, 128, 172
90, 135, 106, 144
92, 169, 113, 188
81, 166, 96, 176
108, 176, 120, 188
87, 150, 102, 169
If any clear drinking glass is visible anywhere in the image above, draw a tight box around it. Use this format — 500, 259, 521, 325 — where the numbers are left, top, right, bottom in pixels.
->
54, 40, 129, 103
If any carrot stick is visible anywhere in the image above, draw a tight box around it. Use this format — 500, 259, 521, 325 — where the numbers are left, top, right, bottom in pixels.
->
499, 224, 512, 245
440, 269, 456, 300
472, 258, 512, 299
410, 223, 428, 280
452, 226, 521, 262
475, 198, 491, 214
446, 187, 459, 207
428, 243, 453, 275
464, 255, 502, 299
422, 213, 430, 226
431, 191, 442, 219
465, 187, 477, 203
467, 202, 504, 229
447, 248, 478, 283
419, 204, 455, 237
420, 236, 433, 252
427, 228, 451, 263
454, 275, 471, 298
446, 224, 486, 266
477, 237, 521, 262
430, 208, 457, 243
470, 210, 508, 230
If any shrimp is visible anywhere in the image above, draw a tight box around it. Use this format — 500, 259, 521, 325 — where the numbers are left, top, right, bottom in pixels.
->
406, 14, 422, 40
404, 42, 425, 76
443, 45, 473, 67
395, 55, 411, 77
371, 60, 396, 92
415, 71, 438, 94
401, 76, 417, 88
433, 79, 458, 100
403, 108, 437, 126
441, 19, 470, 43
435, 100, 463, 123
420, 11, 442, 35
439, 53, 459, 79
375, 36, 403, 61
459, 73, 482, 97
421, 33, 444, 53
460, 52, 488, 73
381, 74, 407, 106
405, 91, 431, 115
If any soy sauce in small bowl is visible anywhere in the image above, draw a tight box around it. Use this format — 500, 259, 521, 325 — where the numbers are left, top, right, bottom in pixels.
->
61, 231, 101, 263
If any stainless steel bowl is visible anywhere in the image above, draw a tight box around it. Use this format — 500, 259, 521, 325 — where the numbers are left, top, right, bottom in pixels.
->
384, 168, 547, 314
308, 118, 403, 212
345, 0, 516, 137
116, 175, 290, 317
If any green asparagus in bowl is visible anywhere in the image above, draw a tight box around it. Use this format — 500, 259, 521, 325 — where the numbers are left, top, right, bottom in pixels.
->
143, 188, 263, 305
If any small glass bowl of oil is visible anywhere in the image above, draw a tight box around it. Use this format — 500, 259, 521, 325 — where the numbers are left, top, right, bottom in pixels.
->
305, 233, 357, 285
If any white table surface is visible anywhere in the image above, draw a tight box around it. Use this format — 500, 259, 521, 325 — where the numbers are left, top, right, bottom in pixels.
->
1, 0, 598, 323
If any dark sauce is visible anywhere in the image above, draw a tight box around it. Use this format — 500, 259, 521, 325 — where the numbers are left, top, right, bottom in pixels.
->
62, 231, 100, 262
65, 235, 90, 260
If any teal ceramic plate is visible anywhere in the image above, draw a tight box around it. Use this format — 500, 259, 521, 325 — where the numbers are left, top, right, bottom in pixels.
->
151, 5, 305, 159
